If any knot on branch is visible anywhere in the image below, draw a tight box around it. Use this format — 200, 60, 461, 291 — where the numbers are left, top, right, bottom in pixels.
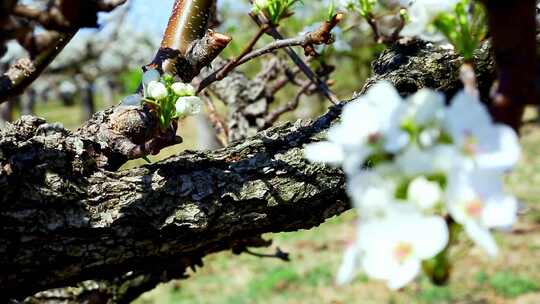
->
76, 105, 182, 170
304, 13, 344, 56
363, 39, 496, 103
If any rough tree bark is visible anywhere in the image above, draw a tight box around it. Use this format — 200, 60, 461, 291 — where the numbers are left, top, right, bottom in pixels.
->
1, 41, 498, 303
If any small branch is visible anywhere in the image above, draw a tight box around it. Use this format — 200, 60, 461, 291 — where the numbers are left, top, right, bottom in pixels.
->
251, 13, 340, 104
12, 4, 70, 31
0, 0, 127, 101
202, 93, 229, 147
217, 24, 270, 77
197, 13, 343, 99
267, 67, 302, 97
0, 31, 76, 102
263, 81, 311, 128
197, 24, 270, 91
242, 247, 291, 262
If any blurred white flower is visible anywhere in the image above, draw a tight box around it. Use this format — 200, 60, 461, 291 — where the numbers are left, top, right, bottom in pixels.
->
407, 176, 442, 210
347, 170, 397, 218
171, 82, 196, 96
304, 141, 345, 166
305, 81, 408, 173
176, 96, 203, 117
446, 169, 518, 256
405, 88, 445, 126
395, 145, 435, 176
401, 0, 459, 41
303, 79, 522, 290
336, 241, 362, 285
146, 81, 168, 100
444, 91, 521, 172
358, 214, 448, 289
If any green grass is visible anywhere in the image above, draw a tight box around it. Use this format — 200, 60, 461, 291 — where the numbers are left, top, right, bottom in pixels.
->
488, 272, 539, 298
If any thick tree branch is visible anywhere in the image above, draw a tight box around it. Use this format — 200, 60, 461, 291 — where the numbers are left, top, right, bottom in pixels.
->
0, 109, 348, 301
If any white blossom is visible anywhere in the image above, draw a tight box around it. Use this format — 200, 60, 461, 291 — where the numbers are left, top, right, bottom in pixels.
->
401, 0, 460, 41
407, 176, 442, 210
446, 169, 518, 256
305, 81, 408, 174
444, 91, 521, 172
336, 241, 362, 285
347, 170, 398, 218
405, 88, 445, 126
146, 81, 168, 100
171, 82, 196, 96
176, 96, 203, 117
358, 214, 448, 289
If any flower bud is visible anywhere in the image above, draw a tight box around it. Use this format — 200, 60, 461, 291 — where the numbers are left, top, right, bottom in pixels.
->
147, 81, 168, 100
171, 82, 196, 96
120, 94, 142, 106
142, 69, 160, 86
176, 96, 203, 117
253, 0, 269, 13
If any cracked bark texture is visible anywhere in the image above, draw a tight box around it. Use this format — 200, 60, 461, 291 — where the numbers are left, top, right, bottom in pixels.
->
1, 110, 347, 302
361, 40, 496, 101
0, 41, 500, 303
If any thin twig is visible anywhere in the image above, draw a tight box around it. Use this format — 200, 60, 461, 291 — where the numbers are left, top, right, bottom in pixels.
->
197, 24, 270, 92
202, 93, 229, 147
250, 13, 340, 104
263, 81, 311, 128
243, 247, 290, 262
197, 13, 342, 103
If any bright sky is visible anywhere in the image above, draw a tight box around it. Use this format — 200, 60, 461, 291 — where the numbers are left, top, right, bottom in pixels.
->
128, 0, 175, 35
126, 0, 248, 36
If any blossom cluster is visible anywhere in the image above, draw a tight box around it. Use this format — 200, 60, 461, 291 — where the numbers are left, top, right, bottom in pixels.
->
252, 0, 302, 25
121, 69, 203, 130
305, 81, 520, 289
338, 0, 487, 59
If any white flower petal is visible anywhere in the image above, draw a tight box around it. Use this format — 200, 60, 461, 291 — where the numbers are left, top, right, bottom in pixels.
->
175, 96, 203, 116
336, 242, 361, 285
407, 177, 442, 210
384, 129, 410, 153
409, 216, 449, 259
464, 222, 499, 257
431, 145, 461, 173
408, 89, 445, 125
171, 82, 196, 96
147, 81, 168, 100
362, 250, 396, 281
365, 81, 402, 111
387, 260, 421, 290
482, 195, 518, 229
395, 146, 434, 176
444, 91, 492, 140
474, 125, 521, 171
304, 142, 344, 165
